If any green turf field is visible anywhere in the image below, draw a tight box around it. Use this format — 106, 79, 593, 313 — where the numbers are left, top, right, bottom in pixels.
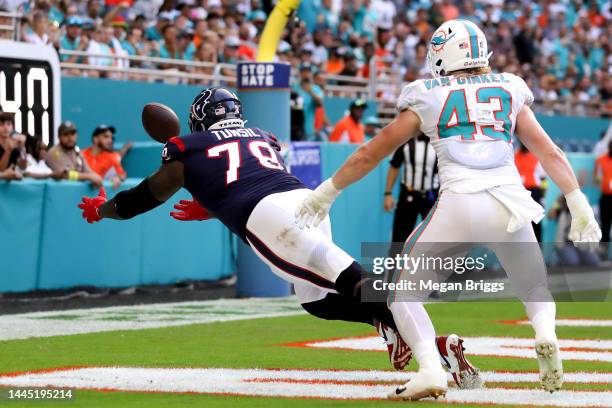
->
0, 300, 610, 407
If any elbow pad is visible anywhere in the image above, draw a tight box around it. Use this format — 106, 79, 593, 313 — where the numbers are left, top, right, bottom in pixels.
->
114, 178, 164, 219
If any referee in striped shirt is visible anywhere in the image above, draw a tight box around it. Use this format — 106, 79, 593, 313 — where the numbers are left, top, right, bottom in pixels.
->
383, 134, 439, 243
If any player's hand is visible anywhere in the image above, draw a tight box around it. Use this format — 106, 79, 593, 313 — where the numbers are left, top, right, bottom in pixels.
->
565, 189, 602, 251
383, 195, 396, 212
170, 197, 210, 221
78, 186, 106, 224
295, 178, 341, 229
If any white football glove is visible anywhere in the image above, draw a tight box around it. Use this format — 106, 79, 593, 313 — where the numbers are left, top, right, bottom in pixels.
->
295, 178, 341, 229
565, 189, 602, 252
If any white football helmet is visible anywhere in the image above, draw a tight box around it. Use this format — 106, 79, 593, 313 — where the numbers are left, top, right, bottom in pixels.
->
427, 19, 490, 77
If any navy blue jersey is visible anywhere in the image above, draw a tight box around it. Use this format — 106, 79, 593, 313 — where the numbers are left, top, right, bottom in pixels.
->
162, 126, 306, 239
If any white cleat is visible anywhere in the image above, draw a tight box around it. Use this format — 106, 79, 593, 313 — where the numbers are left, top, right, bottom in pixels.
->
388, 366, 447, 401
437, 334, 483, 389
535, 339, 563, 393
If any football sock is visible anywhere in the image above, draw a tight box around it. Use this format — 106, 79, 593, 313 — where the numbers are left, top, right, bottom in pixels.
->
389, 301, 441, 370
525, 301, 557, 342
333, 262, 397, 330
300, 293, 376, 326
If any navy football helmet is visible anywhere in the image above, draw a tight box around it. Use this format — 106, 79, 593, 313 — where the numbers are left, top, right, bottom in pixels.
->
188, 87, 243, 132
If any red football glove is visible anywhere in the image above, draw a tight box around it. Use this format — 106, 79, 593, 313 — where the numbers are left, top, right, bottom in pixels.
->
170, 197, 210, 221
78, 186, 106, 224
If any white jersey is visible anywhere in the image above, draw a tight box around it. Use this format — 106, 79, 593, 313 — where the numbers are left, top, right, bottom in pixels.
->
397, 72, 534, 194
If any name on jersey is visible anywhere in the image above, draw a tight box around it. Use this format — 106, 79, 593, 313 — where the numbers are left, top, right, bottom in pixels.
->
211, 128, 261, 140
425, 73, 510, 90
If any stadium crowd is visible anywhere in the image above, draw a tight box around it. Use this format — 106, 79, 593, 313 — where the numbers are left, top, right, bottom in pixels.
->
0, 112, 131, 188
2, 0, 610, 120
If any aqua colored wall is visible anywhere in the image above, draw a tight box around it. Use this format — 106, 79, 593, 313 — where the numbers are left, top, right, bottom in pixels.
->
0, 179, 233, 293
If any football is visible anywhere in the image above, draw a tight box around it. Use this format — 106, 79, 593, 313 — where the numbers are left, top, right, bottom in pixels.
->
141, 102, 181, 143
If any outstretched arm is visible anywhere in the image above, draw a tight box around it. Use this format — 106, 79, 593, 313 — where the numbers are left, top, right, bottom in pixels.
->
78, 161, 184, 223
99, 160, 184, 220
295, 109, 421, 228
331, 109, 421, 190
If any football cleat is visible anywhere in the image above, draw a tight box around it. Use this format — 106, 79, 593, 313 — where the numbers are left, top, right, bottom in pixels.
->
437, 334, 483, 389
388, 366, 447, 401
535, 339, 563, 393
375, 321, 412, 370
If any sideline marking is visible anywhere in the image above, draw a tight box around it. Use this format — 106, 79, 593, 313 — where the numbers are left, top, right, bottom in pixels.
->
0, 298, 305, 341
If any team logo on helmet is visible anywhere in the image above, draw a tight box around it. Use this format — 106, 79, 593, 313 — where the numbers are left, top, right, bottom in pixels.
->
430, 28, 456, 52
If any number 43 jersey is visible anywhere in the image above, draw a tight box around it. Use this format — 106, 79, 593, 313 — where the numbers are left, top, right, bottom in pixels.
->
397, 72, 534, 194
162, 127, 306, 239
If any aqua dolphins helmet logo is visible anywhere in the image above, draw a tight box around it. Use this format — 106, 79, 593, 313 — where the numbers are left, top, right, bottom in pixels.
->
431, 29, 456, 52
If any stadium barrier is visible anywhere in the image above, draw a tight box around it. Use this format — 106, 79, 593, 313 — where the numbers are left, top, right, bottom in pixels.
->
0, 179, 233, 293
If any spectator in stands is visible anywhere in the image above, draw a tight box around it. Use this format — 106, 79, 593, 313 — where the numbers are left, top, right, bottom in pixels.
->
192, 41, 217, 79
548, 195, 600, 266
313, 71, 331, 140
24, 10, 51, 45
515, 143, 547, 241
0, 112, 23, 180
363, 116, 380, 139
338, 50, 360, 81
46, 121, 102, 187
158, 24, 188, 67
60, 16, 89, 76
145, 13, 170, 41
594, 140, 612, 245
86, 0, 103, 26
83, 124, 127, 188
325, 46, 344, 75
121, 26, 147, 57
237, 22, 257, 61
191, 18, 207, 48
293, 63, 324, 141
86, 25, 119, 76
219, 35, 239, 64
23, 138, 58, 179
329, 99, 367, 144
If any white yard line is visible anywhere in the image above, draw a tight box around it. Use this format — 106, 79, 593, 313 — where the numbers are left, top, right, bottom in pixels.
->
0, 367, 609, 406
0, 298, 305, 341
303, 336, 612, 362
508, 319, 612, 327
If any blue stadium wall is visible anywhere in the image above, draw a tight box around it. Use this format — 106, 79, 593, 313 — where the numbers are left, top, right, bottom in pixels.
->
0, 78, 607, 293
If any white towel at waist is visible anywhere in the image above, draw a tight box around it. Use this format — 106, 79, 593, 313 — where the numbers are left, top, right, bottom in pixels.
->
488, 184, 545, 233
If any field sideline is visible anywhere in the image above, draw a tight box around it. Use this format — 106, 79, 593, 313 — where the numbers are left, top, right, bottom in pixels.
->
0, 299, 610, 407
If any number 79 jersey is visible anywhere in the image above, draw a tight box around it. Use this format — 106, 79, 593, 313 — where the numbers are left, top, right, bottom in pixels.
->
162, 126, 305, 239
397, 72, 534, 193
